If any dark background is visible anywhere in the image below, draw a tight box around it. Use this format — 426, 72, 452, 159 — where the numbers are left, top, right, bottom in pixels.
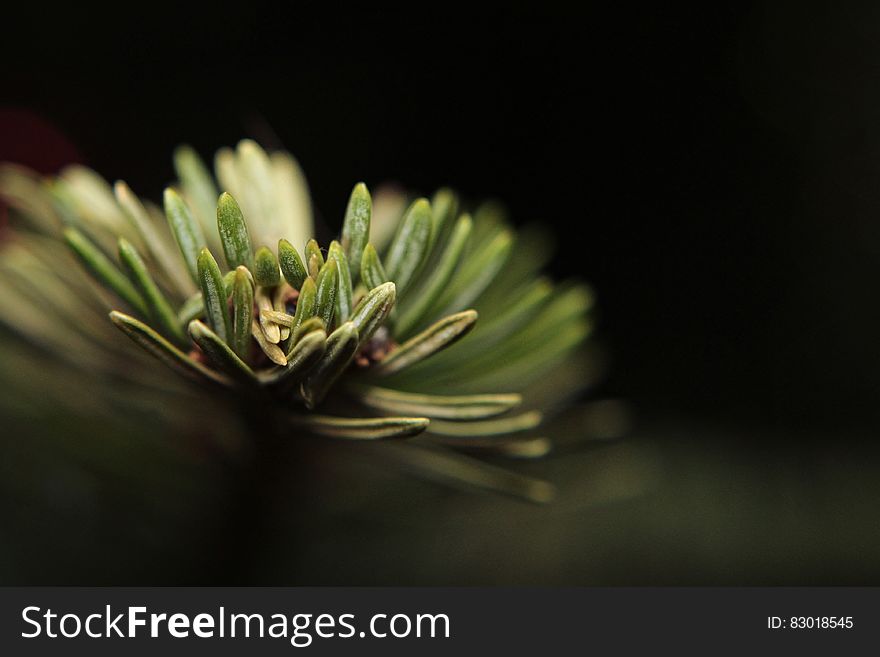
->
6, 1, 878, 433
3, 3, 880, 583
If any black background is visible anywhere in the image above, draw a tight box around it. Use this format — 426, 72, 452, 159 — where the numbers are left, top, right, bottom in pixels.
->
5, 2, 879, 434
4, 2, 880, 585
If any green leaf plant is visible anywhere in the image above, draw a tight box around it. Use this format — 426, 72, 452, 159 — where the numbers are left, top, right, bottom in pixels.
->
0, 140, 608, 503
